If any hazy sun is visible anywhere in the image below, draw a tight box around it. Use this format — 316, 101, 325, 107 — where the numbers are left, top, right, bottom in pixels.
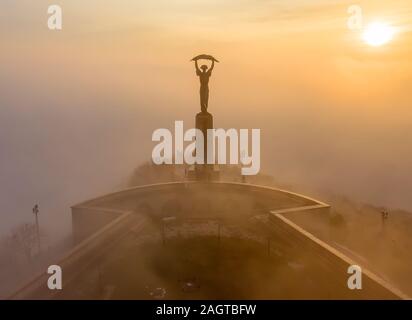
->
363, 22, 395, 47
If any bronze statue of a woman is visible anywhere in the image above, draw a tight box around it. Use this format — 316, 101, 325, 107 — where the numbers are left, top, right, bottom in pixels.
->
191, 54, 219, 113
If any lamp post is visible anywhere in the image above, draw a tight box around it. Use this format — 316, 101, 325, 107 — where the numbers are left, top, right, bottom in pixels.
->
32, 204, 41, 253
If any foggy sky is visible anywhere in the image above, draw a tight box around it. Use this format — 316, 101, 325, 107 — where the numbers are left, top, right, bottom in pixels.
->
1, 0, 412, 238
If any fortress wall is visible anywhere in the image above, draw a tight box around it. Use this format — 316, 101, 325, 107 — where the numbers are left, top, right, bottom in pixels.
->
71, 182, 320, 241
10, 211, 140, 300
74, 182, 317, 210
11, 182, 408, 299
269, 211, 407, 299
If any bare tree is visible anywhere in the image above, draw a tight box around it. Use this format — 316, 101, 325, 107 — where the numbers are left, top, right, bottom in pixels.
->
8, 223, 38, 262
128, 162, 186, 186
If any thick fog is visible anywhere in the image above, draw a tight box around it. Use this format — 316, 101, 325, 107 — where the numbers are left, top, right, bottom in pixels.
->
1, 0, 412, 240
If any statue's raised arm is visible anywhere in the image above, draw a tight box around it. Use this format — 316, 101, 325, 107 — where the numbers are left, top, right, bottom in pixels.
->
195, 60, 201, 75
208, 60, 215, 74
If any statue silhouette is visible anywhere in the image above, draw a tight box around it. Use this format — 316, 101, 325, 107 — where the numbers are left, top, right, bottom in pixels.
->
195, 60, 214, 113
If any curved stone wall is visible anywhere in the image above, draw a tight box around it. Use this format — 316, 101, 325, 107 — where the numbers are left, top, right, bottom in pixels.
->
71, 182, 325, 242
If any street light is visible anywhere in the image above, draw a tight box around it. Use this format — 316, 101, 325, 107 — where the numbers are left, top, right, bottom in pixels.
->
32, 204, 41, 253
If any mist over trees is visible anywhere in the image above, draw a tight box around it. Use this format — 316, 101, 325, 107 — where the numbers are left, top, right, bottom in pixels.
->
127, 161, 276, 187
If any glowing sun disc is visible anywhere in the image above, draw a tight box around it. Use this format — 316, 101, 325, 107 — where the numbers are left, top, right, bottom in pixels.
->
363, 22, 394, 47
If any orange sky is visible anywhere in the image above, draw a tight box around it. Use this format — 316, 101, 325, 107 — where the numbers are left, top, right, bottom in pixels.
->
2, 0, 411, 115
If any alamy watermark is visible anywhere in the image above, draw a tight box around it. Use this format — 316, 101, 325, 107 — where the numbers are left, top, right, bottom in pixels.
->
347, 5, 363, 30
47, 4, 62, 30
152, 121, 261, 176
47, 264, 62, 290
347, 265, 362, 290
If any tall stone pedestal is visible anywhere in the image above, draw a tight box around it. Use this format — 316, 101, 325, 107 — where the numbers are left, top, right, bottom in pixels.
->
187, 111, 219, 181
196, 111, 213, 163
